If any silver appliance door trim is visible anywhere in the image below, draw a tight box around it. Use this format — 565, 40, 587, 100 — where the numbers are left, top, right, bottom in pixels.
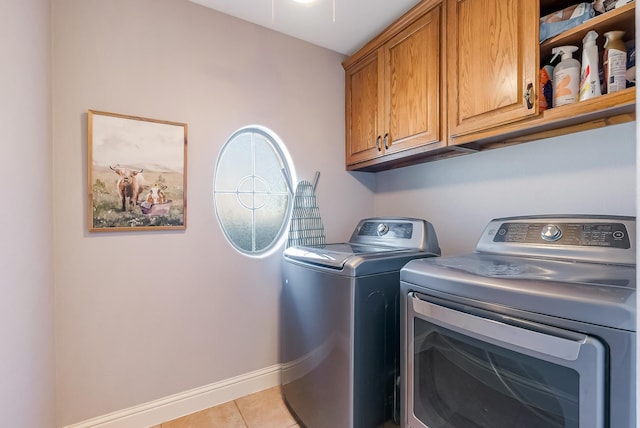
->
406, 292, 606, 428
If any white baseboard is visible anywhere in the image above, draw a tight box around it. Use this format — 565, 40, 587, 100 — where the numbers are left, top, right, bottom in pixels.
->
63, 364, 282, 428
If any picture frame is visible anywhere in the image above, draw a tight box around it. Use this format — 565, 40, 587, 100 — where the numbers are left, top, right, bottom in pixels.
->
88, 110, 187, 232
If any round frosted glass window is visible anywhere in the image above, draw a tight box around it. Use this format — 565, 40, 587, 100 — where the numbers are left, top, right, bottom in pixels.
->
214, 126, 295, 256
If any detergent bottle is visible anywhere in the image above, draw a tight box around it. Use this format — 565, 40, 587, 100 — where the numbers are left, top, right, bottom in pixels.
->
552, 45, 580, 107
579, 31, 601, 101
603, 31, 627, 94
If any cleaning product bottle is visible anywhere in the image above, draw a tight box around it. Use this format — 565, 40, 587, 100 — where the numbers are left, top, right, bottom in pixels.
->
579, 31, 601, 101
603, 30, 626, 94
539, 58, 555, 111
552, 46, 580, 107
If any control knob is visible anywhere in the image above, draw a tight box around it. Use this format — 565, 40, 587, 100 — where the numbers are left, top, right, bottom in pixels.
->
377, 223, 389, 236
541, 224, 562, 242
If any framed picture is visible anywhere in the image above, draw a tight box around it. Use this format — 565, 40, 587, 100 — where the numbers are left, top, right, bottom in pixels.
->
88, 110, 187, 232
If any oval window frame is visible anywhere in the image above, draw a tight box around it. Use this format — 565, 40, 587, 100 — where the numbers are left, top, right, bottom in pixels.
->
214, 125, 296, 257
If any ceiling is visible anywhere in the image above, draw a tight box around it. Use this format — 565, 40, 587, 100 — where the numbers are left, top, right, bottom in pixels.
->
189, 0, 422, 56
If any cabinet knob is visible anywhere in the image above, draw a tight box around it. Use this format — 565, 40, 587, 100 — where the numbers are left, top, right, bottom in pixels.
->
383, 133, 389, 149
376, 135, 382, 151
524, 82, 534, 109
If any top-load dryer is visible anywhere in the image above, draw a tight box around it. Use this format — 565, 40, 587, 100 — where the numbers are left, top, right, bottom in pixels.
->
281, 217, 441, 428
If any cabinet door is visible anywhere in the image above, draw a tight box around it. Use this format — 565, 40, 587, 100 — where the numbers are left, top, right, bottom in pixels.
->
447, 0, 538, 140
345, 49, 384, 165
384, 5, 442, 155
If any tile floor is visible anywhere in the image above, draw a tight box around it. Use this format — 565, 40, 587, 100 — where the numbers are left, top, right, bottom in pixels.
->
151, 386, 299, 428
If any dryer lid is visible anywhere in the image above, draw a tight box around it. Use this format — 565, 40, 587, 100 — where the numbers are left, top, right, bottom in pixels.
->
284, 243, 413, 269
401, 254, 636, 331
430, 253, 636, 287
284, 217, 441, 272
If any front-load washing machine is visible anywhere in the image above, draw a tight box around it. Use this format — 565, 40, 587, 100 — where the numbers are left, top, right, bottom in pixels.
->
280, 217, 441, 428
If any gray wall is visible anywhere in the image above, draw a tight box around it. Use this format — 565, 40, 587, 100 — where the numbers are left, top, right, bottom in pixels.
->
0, 0, 55, 426
52, 0, 374, 425
51, 0, 637, 426
373, 123, 636, 255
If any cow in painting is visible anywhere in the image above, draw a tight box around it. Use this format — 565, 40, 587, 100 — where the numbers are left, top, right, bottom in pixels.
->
144, 184, 168, 205
110, 165, 144, 211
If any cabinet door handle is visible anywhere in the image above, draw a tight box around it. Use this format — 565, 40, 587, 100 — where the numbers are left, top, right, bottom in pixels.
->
383, 133, 389, 149
524, 82, 534, 109
376, 135, 382, 151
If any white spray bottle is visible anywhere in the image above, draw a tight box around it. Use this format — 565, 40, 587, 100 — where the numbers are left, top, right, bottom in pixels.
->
552, 45, 580, 107
579, 31, 601, 101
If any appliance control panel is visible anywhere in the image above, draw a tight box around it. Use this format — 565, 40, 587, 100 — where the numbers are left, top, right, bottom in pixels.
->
493, 221, 630, 249
358, 221, 413, 239
477, 215, 636, 265
349, 217, 441, 253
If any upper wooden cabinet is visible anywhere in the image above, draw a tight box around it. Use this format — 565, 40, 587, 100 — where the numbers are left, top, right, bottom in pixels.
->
447, 0, 539, 141
344, 1, 444, 170
344, 0, 635, 171
453, 0, 636, 149
345, 50, 382, 165
384, 9, 441, 154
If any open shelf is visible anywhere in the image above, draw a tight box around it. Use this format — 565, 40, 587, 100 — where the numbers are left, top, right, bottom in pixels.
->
540, 2, 635, 60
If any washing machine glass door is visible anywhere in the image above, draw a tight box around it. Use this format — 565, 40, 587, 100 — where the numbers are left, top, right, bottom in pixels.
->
406, 292, 606, 428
